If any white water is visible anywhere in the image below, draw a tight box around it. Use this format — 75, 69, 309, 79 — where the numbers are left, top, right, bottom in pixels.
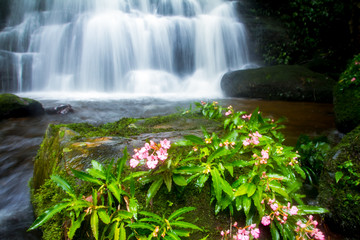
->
0, 0, 252, 97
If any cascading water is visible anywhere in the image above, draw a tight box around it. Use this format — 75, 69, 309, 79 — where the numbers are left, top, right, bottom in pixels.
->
0, 0, 252, 97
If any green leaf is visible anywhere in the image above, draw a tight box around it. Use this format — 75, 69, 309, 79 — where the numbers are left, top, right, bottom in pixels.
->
171, 221, 201, 231
269, 181, 289, 199
68, 212, 86, 239
168, 207, 196, 221
195, 173, 209, 188
243, 196, 252, 216
174, 166, 205, 175
208, 147, 229, 161
164, 172, 173, 192
234, 184, 248, 197
220, 177, 234, 199
119, 222, 126, 240
71, 169, 104, 185
247, 183, 256, 197
173, 174, 188, 186
128, 222, 155, 231
270, 224, 280, 240
335, 171, 344, 183
296, 205, 328, 215
183, 135, 204, 145
294, 164, 306, 179
146, 178, 163, 206
210, 168, 222, 202
232, 160, 253, 168
172, 229, 191, 237
117, 148, 128, 181
108, 182, 122, 202
166, 231, 182, 240
91, 160, 105, 172
50, 175, 76, 198
87, 168, 107, 180
28, 202, 71, 231
98, 209, 111, 224
124, 171, 148, 181
91, 210, 99, 240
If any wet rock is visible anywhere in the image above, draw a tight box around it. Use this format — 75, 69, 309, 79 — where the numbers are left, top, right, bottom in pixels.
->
45, 104, 74, 115
0, 93, 44, 120
221, 65, 334, 102
318, 126, 360, 239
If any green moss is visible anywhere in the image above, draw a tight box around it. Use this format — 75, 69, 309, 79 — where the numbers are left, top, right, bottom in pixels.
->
318, 126, 360, 237
334, 54, 360, 133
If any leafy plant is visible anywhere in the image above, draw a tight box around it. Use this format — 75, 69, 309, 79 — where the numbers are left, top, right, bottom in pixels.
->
29, 149, 136, 240
175, 102, 328, 239
127, 139, 188, 206
295, 135, 330, 185
128, 207, 201, 239
338, 53, 360, 90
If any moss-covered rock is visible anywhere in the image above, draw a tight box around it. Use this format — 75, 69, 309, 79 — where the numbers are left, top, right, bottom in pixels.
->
221, 65, 334, 102
31, 113, 224, 239
0, 93, 44, 120
318, 126, 360, 239
333, 54, 360, 133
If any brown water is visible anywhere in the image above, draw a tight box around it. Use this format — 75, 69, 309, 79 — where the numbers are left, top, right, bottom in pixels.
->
0, 97, 337, 239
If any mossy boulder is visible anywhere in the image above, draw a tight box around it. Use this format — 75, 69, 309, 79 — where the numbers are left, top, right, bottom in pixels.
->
333, 53, 360, 133
318, 126, 360, 239
221, 65, 334, 102
31, 114, 224, 239
0, 93, 44, 120
333, 84, 360, 133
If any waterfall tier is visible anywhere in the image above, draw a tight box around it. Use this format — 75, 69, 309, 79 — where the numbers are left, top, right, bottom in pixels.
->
0, 0, 252, 96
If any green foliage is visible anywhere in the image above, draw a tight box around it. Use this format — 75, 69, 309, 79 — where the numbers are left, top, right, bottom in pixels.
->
254, 0, 349, 64
30, 101, 328, 240
338, 53, 360, 90
295, 135, 330, 185
128, 207, 201, 239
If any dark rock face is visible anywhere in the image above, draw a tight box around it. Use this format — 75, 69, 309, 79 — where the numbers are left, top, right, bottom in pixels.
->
0, 93, 44, 120
318, 126, 360, 239
221, 65, 334, 102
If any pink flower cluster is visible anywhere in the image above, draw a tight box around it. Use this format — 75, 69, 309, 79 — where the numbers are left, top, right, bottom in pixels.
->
243, 131, 262, 146
261, 199, 298, 226
242, 114, 252, 120
221, 222, 260, 240
129, 139, 171, 169
225, 105, 233, 116
295, 215, 325, 240
253, 149, 269, 165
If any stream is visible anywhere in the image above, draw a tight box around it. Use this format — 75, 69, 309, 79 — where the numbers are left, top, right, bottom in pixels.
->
0, 96, 336, 239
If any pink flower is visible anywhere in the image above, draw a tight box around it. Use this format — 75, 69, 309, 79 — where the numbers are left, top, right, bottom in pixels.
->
130, 159, 139, 168
270, 203, 279, 211
144, 143, 151, 150
146, 155, 158, 169
156, 148, 168, 161
289, 206, 298, 215
225, 110, 232, 116
251, 228, 260, 238
253, 131, 262, 138
261, 216, 271, 226
351, 77, 356, 82
261, 149, 269, 159
242, 114, 252, 120
243, 138, 251, 146
201, 101, 206, 105
160, 139, 171, 149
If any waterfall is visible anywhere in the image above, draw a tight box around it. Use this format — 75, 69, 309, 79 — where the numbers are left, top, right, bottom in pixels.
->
0, 0, 252, 97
